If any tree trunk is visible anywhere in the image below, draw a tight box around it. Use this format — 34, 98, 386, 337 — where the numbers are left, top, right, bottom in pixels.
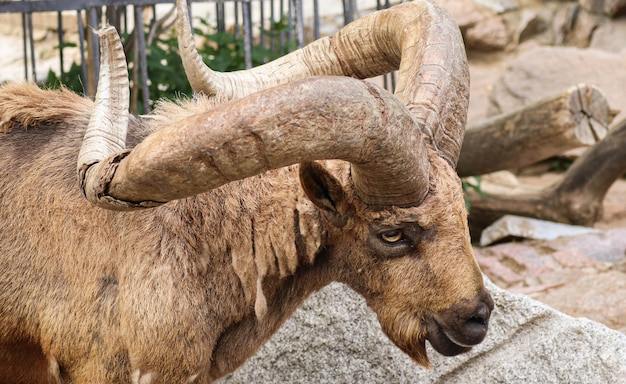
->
458, 84, 614, 177
467, 118, 626, 236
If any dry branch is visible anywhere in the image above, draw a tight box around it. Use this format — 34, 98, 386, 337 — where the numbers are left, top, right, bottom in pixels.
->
457, 84, 614, 177
467, 118, 626, 234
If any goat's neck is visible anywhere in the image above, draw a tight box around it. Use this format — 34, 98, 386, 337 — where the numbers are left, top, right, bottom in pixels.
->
167, 167, 336, 378
207, 230, 335, 380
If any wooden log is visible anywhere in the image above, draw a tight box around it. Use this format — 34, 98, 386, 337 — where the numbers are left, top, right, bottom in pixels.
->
467, 118, 626, 236
457, 84, 615, 177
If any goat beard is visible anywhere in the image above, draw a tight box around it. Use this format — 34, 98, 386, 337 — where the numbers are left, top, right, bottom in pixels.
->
376, 309, 431, 368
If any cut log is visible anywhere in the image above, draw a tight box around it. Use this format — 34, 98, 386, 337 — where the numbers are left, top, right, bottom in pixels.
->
467, 118, 626, 235
457, 84, 614, 177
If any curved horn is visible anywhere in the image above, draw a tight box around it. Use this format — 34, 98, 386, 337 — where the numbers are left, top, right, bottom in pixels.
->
78, 27, 430, 210
177, 0, 469, 165
77, 26, 129, 182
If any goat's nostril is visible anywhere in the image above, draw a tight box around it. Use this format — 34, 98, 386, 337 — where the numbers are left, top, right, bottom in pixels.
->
461, 303, 491, 342
469, 303, 491, 326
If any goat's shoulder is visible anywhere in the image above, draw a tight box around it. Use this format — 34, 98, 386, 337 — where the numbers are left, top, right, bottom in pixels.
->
0, 82, 93, 134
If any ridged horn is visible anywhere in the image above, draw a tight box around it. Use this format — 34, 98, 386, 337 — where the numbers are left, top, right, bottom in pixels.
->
77, 26, 129, 184
77, 26, 430, 210
177, 0, 469, 166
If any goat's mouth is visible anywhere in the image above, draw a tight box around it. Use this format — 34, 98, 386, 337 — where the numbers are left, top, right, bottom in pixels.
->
426, 296, 492, 357
373, 291, 492, 368
425, 316, 475, 356
377, 312, 477, 368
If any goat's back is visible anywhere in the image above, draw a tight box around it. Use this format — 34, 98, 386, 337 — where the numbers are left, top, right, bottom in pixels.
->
0, 83, 310, 382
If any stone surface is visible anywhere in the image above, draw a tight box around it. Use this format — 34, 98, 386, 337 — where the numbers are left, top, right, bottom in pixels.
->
579, 0, 626, 16
475, 227, 626, 333
465, 14, 510, 51
513, 9, 547, 44
590, 16, 626, 52
480, 214, 601, 246
219, 278, 626, 383
487, 46, 626, 126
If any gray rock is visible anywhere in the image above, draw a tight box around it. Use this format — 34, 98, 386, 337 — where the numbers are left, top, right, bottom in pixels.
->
474, 0, 519, 14
219, 278, 626, 384
590, 16, 626, 52
488, 46, 626, 126
480, 214, 600, 246
514, 9, 548, 45
580, 0, 626, 17
465, 14, 510, 51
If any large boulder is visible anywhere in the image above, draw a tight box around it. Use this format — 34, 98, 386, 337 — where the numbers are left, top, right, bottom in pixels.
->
487, 46, 626, 127
219, 278, 626, 383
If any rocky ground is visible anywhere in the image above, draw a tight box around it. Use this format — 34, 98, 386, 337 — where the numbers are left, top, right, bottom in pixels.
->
458, 0, 626, 335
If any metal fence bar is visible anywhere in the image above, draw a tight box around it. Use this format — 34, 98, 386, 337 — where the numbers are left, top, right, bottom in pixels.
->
76, 9, 90, 94
342, 0, 355, 25
21, 13, 28, 79
88, 6, 100, 90
259, 0, 265, 49
269, 0, 275, 52
134, 5, 151, 112
215, 1, 225, 33
312, 0, 319, 40
2, 0, 397, 106
1, 0, 181, 13
233, 1, 240, 38
292, 0, 303, 48
27, 13, 37, 81
57, 11, 65, 77
242, 0, 252, 69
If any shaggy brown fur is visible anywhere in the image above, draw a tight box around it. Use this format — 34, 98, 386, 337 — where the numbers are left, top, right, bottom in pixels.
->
0, 83, 491, 383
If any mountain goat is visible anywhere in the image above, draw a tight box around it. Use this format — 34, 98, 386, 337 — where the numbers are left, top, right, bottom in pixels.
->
0, 0, 493, 382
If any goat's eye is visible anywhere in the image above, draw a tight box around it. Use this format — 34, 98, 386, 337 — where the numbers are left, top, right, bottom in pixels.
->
380, 229, 404, 244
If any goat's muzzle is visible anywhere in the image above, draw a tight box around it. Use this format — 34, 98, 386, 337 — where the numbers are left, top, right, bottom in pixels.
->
427, 288, 494, 356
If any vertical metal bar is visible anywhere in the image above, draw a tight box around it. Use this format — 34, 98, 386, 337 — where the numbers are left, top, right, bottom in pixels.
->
27, 13, 37, 82
287, 0, 294, 44
21, 13, 29, 80
77, 10, 89, 95
242, 0, 252, 69
269, 0, 275, 52
135, 5, 151, 113
342, 0, 356, 25
124, 6, 129, 33
259, 0, 266, 49
292, 0, 304, 49
233, 1, 240, 39
313, 0, 320, 40
88, 7, 100, 87
216, 1, 225, 33
279, 0, 285, 49
57, 11, 65, 77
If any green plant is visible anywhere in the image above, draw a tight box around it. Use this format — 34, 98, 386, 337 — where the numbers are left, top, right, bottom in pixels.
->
548, 158, 573, 172
192, 15, 296, 72
462, 176, 486, 211
41, 14, 297, 114
125, 27, 193, 112
42, 42, 85, 94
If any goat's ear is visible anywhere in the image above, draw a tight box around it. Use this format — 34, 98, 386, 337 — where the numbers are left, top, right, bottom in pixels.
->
299, 162, 352, 228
